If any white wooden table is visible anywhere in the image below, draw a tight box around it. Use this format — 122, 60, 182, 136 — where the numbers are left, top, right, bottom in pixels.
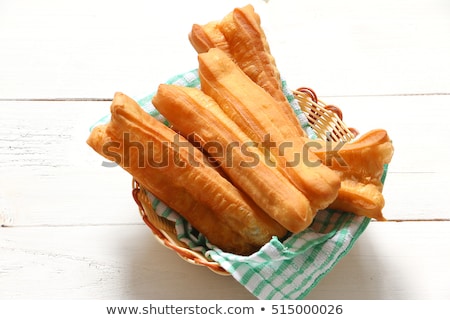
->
1, 0, 449, 300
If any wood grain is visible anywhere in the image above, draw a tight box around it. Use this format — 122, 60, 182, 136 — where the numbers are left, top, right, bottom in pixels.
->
1, 222, 448, 299
0, 0, 449, 99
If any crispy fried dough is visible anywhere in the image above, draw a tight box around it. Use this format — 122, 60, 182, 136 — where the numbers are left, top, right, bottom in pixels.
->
189, 21, 231, 55
198, 48, 341, 211
87, 92, 287, 255
311, 129, 394, 220
189, 4, 303, 136
153, 84, 314, 233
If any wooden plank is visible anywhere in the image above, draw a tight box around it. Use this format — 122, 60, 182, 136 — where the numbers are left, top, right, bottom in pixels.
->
321, 95, 450, 220
0, 167, 141, 227
1, 96, 449, 227
1, 221, 449, 299
266, 0, 450, 97
0, 224, 255, 300
0, 0, 449, 99
0, 0, 250, 100
382, 172, 450, 220
0, 100, 111, 168
323, 95, 450, 174
0, 100, 140, 226
4, 95, 448, 175
1, 168, 446, 226
308, 220, 450, 299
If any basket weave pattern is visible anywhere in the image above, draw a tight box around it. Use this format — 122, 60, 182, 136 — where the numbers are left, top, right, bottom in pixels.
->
132, 88, 355, 275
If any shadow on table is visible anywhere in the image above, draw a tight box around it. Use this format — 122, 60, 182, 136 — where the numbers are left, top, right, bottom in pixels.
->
115, 221, 400, 300
305, 224, 398, 300
118, 224, 255, 300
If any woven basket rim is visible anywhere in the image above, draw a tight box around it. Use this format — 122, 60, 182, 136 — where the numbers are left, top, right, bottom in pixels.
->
132, 87, 356, 275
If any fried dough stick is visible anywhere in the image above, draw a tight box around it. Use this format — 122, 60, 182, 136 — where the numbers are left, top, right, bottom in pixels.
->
87, 92, 287, 255
153, 84, 314, 233
198, 48, 341, 212
312, 129, 394, 220
189, 21, 231, 56
189, 4, 303, 136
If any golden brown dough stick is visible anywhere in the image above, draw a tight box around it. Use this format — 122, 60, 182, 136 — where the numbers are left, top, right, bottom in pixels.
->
152, 84, 314, 233
86, 92, 287, 255
198, 48, 341, 211
188, 21, 231, 55
312, 129, 394, 185
311, 129, 394, 220
218, 4, 303, 135
188, 5, 302, 135
331, 180, 386, 221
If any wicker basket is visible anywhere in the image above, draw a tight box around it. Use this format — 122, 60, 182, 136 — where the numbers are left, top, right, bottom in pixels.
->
132, 87, 356, 276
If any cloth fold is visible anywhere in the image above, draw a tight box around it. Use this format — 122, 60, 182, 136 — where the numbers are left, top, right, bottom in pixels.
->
207, 210, 369, 299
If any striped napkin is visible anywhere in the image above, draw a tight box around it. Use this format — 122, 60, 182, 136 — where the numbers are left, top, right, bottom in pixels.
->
92, 69, 377, 300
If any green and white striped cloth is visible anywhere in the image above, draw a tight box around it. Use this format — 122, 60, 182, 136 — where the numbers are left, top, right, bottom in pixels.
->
92, 69, 381, 300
